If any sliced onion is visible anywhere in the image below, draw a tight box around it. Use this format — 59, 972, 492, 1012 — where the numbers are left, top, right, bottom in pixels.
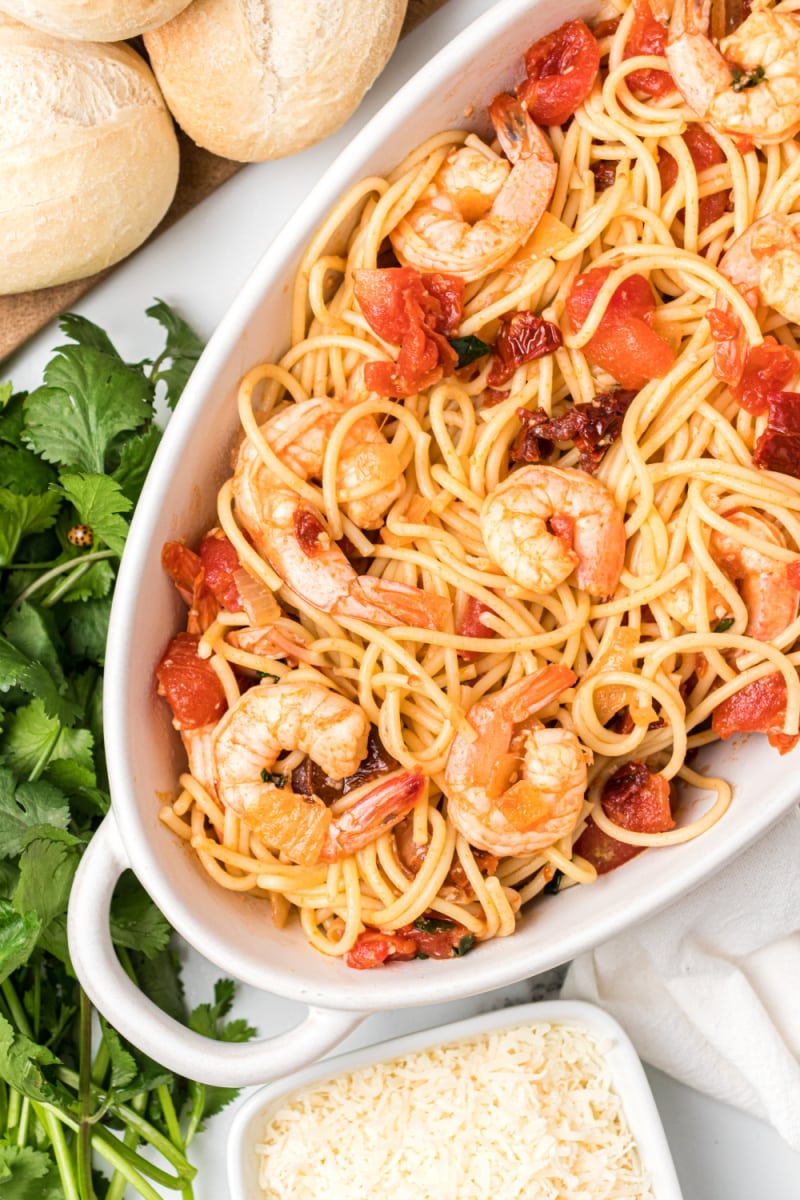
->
233, 567, 281, 626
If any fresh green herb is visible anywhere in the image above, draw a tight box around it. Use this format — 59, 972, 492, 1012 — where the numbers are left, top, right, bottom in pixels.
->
0, 308, 253, 1200
543, 868, 564, 895
449, 335, 492, 369
714, 617, 735, 633
731, 64, 766, 92
413, 915, 455, 934
261, 770, 286, 787
256, 671, 280, 683
453, 933, 475, 957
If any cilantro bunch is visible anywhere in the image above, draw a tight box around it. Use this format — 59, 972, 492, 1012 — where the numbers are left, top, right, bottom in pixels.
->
0, 306, 254, 1199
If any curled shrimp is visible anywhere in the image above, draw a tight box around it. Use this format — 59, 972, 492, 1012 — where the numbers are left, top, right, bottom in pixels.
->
666, 0, 800, 144
480, 464, 626, 597
234, 412, 448, 631
444, 665, 590, 857
711, 511, 799, 641
718, 212, 800, 325
212, 675, 425, 866
390, 95, 557, 281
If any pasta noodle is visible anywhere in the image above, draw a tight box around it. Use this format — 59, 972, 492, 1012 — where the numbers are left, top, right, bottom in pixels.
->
156, 0, 800, 968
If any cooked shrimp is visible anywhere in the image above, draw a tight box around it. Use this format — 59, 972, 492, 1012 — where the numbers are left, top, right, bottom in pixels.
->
711, 511, 799, 641
444, 665, 590, 857
212, 676, 425, 866
390, 97, 557, 281
234, 436, 449, 630
666, 0, 800, 144
261, 397, 404, 530
660, 544, 730, 632
718, 212, 800, 325
480, 465, 626, 597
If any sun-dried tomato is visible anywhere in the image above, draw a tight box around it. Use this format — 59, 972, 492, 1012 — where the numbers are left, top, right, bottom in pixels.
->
511, 388, 636, 472
623, 0, 673, 96
574, 761, 673, 875
519, 18, 600, 126
712, 672, 798, 754
487, 310, 563, 387
753, 391, 800, 478
730, 340, 798, 415
354, 267, 463, 398
565, 266, 674, 389
591, 161, 618, 192
291, 727, 399, 805
155, 632, 227, 730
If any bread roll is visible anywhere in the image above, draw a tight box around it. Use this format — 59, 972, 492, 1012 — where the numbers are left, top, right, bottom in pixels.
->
144, 0, 408, 162
0, 0, 192, 41
0, 20, 180, 294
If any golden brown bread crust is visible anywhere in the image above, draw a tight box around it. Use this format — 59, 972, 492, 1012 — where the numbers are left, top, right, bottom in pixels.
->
0, 0, 192, 40
144, 0, 409, 162
0, 22, 180, 294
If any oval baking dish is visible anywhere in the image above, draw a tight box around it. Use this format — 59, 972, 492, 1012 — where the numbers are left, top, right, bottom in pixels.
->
68, 0, 800, 1088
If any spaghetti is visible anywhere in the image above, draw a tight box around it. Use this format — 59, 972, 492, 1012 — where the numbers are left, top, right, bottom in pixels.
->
156, 0, 800, 967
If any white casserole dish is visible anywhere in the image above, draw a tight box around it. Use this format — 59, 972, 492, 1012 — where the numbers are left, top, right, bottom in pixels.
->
67, 0, 800, 1087
227, 999, 684, 1200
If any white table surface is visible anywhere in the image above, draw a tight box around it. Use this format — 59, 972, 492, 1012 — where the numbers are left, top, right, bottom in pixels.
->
7, 1, 800, 1196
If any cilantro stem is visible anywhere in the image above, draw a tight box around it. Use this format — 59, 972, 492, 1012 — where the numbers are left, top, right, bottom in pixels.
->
1, 977, 31, 1036
183, 1084, 206, 1148
92, 1033, 110, 1086
15, 1095, 30, 1147
77, 989, 95, 1200
32, 1101, 81, 1200
28, 723, 62, 782
11, 549, 115, 610
7, 1084, 21, 1137
105, 1093, 147, 1200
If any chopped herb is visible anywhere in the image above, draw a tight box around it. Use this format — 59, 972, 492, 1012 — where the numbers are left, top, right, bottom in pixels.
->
449, 334, 492, 369
256, 670, 280, 682
714, 617, 735, 633
261, 769, 286, 787
543, 868, 564, 895
453, 933, 475, 957
731, 64, 766, 92
414, 914, 455, 934
415, 951, 430, 960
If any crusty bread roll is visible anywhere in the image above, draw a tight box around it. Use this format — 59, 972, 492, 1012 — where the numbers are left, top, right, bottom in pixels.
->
144, 0, 408, 162
0, 0, 192, 41
0, 19, 180, 295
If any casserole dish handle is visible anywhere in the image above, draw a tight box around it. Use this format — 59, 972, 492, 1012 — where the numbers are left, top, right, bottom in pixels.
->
67, 815, 367, 1087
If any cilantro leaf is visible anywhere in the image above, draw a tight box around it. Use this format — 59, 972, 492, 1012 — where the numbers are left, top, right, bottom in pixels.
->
453, 933, 475, 956
714, 616, 734, 633
188, 980, 256, 1121
0, 901, 42, 984
413, 915, 455, 934
0, 1014, 65, 1105
0, 637, 78, 724
110, 872, 172, 959
1, 699, 94, 781
63, 597, 112, 662
128, 947, 187, 1024
543, 868, 563, 895
0, 489, 61, 567
0, 391, 25, 447
112, 425, 162, 503
0, 768, 70, 858
14, 829, 82, 940
23, 345, 153, 473
2, 602, 64, 685
0, 446, 56, 495
57, 472, 132, 557
449, 334, 492, 368
54, 558, 115, 606
147, 299, 204, 409
58, 313, 122, 359
0, 1144, 62, 1200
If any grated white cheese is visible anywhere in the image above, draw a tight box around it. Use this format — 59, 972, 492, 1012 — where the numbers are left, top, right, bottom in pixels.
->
254, 1021, 656, 1199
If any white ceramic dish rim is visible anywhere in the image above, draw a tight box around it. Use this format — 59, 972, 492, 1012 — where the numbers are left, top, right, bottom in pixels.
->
227, 998, 684, 1200
66, 0, 800, 1087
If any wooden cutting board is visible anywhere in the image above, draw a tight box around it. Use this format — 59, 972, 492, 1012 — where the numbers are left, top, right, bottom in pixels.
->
0, 0, 449, 363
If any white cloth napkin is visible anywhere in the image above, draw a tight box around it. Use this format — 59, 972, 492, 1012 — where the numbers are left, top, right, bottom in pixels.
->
561, 805, 800, 1151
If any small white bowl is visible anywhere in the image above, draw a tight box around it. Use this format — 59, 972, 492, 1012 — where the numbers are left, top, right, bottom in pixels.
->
227, 999, 684, 1200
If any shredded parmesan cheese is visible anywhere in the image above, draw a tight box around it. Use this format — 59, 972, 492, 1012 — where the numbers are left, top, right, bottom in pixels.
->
255, 1021, 655, 1199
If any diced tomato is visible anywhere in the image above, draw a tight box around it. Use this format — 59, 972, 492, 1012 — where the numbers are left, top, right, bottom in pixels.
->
162, 541, 202, 603
199, 532, 241, 611
622, 0, 673, 97
730, 342, 798, 415
155, 632, 227, 729
707, 305, 747, 385
397, 918, 474, 959
788, 560, 800, 589
487, 310, 563, 386
519, 19, 600, 126
658, 127, 729, 233
753, 391, 800, 478
345, 930, 418, 969
712, 672, 798, 754
565, 266, 674, 390
354, 267, 463, 398
593, 16, 622, 39
574, 761, 673, 875
457, 595, 496, 661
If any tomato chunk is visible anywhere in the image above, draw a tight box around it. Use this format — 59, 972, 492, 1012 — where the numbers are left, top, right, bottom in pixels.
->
344, 914, 475, 969
565, 266, 674, 389
730, 341, 798, 415
155, 632, 227, 730
753, 391, 800, 478
622, 0, 673, 97
712, 672, 798, 754
354, 267, 463, 398
456, 595, 496, 661
199, 532, 242, 611
658, 126, 729, 233
519, 19, 600, 126
574, 761, 673, 875
162, 541, 202, 601
345, 931, 419, 969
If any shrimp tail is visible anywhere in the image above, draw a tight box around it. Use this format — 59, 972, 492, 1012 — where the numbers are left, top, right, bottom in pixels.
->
234, 782, 332, 868
488, 93, 558, 228
320, 767, 426, 862
500, 664, 578, 722
339, 575, 450, 631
